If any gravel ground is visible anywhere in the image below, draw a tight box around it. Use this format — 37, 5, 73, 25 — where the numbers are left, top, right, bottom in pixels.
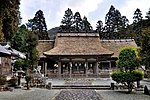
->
53, 89, 103, 100
0, 88, 59, 100
0, 88, 149, 100
97, 90, 150, 100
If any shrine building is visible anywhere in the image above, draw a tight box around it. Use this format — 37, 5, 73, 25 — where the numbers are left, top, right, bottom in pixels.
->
36, 32, 137, 78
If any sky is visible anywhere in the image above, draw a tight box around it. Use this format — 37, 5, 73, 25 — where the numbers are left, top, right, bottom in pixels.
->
20, 0, 150, 30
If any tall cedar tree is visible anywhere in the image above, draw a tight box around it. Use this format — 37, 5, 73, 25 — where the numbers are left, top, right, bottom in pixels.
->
145, 8, 150, 20
26, 10, 49, 40
60, 8, 74, 32
104, 5, 116, 38
140, 30, 150, 69
11, 25, 28, 52
26, 31, 38, 69
73, 12, 83, 32
82, 16, 93, 32
133, 8, 143, 46
104, 5, 129, 39
96, 20, 103, 38
0, 0, 21, 41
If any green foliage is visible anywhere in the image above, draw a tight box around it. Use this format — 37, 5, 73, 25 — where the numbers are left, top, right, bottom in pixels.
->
82, 16, 93, 32
104, 5, 129, 39
13, 59, 29, 71
0, 75, 6, 85
145, 8, 150, 20
132, 70, 144, 81
140, 30, 150, 69
0, 0, 21, 41
117, 46, 139, 71
133, 8, 143, 46
73, 12, 83, 32
111, 71, 133, 83
11, 25, 28, 52
60, 8, 93, 32
96, 20, 103, 33
26, 10, 49, 40
111, 70, 144, 83
133, 8, 143, 23
25, 31, 39, 69
60, 8, 74, 32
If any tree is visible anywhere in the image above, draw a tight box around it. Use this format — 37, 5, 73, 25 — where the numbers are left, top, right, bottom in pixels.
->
26, 31, 39, 69
140, 30, 150, 70
133, 8, 143, 46
0, 0, 21, 41
13, 59, 29, 71
26, 10, 49, 40
73, 12, 82, 32
117, 47, 139, 71
104, 5, 116, 38
112, 47, 143, 93
96, 20, 103, 38
145, 8, 150, 20
104, 5, 129, 39
60, 8, 74, 32
11, 25, 28, 52
96, 20, 103, 33
133, 8, 143, 23
82, 16, 93, 32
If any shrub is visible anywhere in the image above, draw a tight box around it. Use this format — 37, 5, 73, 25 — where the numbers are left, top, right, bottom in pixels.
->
111, 70, 144, 84
0, 75, 6, 85
111, 71, 134, 83
132, 70, 144, 81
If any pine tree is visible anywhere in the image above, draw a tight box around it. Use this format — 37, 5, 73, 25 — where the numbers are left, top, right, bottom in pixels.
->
26, 10, 49, 40
60, 8, 74, 32
73, 12, 82, 32
145, 8, 150, 20
133, 8, 143, 46
96, 20, 103, 38
104, 5, 129, 39
133, 8, 143, 23
82, 16, 93, 32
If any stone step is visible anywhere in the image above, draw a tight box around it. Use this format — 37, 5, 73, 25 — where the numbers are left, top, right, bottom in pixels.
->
52, 85, 111, 90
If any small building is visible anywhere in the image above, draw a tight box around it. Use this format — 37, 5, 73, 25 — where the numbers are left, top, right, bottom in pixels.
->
37, 33, 137, 78
0, 43, 26, 76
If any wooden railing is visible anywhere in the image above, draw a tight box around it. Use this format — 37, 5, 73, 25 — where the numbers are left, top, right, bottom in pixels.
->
47, 69, 111, 78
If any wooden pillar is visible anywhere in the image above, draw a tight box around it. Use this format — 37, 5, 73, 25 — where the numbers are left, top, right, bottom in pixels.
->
94, 62, 99, 77
45, 61, 47, 77
109, 61, 111, 70
58, 61, 61, 78
85, 61, 88, 77
69, 62, 72, 78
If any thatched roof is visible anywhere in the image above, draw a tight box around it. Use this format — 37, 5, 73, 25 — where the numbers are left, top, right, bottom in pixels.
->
44, 33, 113, 56
36, 40, 54, 58
101, 39, 137, 58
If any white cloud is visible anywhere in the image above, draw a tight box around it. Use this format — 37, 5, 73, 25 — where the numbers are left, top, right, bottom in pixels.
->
20, 0, 150, 30
20, 0, 103, 29
120, 0, 150, 23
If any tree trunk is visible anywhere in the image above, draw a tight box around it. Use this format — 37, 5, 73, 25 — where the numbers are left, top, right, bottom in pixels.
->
137, 81, 140, 88
27, 81, 29, 90
128, 82, 133, 93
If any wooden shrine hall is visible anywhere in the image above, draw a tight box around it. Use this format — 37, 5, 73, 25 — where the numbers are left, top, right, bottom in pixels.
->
36, 33, 137, 78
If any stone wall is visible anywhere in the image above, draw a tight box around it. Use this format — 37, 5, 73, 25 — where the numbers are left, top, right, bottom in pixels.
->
0, 56, 11, 76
